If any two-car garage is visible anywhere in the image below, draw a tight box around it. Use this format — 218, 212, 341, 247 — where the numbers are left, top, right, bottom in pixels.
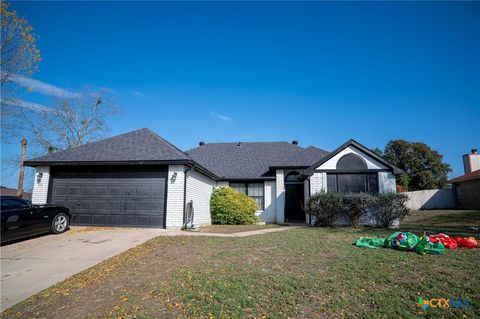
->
49, 167, 167, 228
25, 128, 220, 229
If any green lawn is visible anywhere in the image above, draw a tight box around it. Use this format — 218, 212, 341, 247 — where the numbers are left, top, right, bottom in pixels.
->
3, 211, 479, 319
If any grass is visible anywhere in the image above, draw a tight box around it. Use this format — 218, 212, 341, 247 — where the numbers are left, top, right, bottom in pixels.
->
400, 210, 480, 237
2, 210, 479, 319
195, 224, 280, 234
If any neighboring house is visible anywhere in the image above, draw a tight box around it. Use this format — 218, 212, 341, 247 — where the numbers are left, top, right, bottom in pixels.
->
24, 128, 403, 229
449, 149, 480, 209
0, 186, 32, 201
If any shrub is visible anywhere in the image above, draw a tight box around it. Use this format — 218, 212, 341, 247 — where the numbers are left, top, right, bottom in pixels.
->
373, 192, 410, 228
210, 187, 260, 225
342, 193, 375, 227
306, 192, 344, 226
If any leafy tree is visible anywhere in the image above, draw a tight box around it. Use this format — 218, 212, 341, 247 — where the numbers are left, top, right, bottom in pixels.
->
1, 2, 41, 87
382, 140, 451, 191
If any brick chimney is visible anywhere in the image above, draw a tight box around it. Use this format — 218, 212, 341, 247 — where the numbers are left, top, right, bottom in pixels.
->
463, 148, 480, 174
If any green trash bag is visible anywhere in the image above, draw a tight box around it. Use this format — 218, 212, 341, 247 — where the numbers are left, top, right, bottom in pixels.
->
385, 231, 419, 251
355, 237, 386, 249
416, 235, 446, 255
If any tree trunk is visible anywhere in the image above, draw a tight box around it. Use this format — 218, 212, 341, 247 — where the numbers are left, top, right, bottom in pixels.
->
16, 137, 27, 198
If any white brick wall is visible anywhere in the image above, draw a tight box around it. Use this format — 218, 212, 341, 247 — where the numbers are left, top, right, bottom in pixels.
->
275, 170, 285, 223
185, 169, 216, 226
258, 181, 276, 223
165, 165, 186, 228
310, 172, 327, 195
379, 171, 396, 193
31, 166, 50, 204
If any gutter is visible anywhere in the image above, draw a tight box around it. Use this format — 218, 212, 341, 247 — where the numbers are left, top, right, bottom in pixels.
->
182, 163, 195, 229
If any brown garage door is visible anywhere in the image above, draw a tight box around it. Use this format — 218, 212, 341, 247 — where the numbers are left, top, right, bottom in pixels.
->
50, 169, 167, 228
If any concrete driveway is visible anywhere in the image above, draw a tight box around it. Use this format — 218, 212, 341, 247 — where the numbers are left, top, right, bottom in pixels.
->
0, 227, 164, 312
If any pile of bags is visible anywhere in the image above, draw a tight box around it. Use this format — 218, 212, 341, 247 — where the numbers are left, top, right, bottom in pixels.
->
429, 234, 478, 249
355, 231, 479, 255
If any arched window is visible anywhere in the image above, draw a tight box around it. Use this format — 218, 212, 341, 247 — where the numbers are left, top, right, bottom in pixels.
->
336, 153, 367, 170
285, 171, 301, 182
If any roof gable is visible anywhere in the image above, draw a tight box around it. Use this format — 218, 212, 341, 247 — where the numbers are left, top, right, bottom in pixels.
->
24, 128, 192, 165
303, 139, 404, 176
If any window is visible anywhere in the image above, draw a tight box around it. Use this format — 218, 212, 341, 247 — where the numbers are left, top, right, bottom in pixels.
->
230, 182, 264, 209
285, 171, 301, 182
327, 173, 378, 194
337, 153, 368, 170
0, 198, 31, 211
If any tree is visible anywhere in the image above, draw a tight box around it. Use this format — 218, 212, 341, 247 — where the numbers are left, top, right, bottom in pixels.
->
382, 140, 451, 191
2, 88, 119, 154
1, 2, 41, 87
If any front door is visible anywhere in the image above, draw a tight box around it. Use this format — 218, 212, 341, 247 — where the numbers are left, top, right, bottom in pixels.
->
284, 183, 305, 222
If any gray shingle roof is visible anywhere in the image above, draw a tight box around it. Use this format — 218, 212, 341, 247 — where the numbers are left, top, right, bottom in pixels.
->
187, 142, 329, 179
24, 128, 191, 165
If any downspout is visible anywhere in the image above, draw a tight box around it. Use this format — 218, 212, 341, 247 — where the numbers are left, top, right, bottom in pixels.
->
182, 163, 194, 229
308, 178, 312, 226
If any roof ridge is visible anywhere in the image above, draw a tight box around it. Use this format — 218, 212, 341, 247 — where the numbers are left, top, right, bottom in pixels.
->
26, 128, 147, 160
198, 141, 293, 145
143, 128, 191, 160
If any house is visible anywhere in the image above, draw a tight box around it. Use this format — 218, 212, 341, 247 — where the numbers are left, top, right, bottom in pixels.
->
0, 186, 32, 201
448, 149, 480, 209
24, 128, 403, 228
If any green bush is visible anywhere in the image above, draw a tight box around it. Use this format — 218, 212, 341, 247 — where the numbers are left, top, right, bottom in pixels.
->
306, 192, 344, 226
342, 193, 375, 227
373, 192, 410, 227
210, 187, 260, 225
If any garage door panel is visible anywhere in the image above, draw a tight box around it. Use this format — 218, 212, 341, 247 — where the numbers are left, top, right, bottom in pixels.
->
121, 215, 135, 226
107, 201, 122, 212
53, 185, 67, 196
77, 214, 92, 225
95, 185, 108, 197
135, 216, 150, 226
137, 187, 152, 197
94, 200, 107, 212
137, 201, 152, 212
51, 170, 166, 228
106, 215, 121, 226
109, 186, 122, 197
79, 200, 93, 212
150, 201, 164, 212
68, 186, 82, 196
149, 216, 163, 226
123, 187, 136, 197
92, 215, 106, 226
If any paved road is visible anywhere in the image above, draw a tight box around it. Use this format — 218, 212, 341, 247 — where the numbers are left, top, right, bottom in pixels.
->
0, 227, 164, 311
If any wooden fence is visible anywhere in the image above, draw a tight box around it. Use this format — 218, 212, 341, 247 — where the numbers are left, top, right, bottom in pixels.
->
404, 189, 455, 210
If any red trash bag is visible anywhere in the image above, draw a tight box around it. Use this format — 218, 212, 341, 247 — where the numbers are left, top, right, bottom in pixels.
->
456, 237, 478, 249
429, 234, 458, 249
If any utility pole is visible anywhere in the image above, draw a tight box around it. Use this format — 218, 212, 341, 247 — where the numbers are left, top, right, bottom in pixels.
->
16, 137, 27, 198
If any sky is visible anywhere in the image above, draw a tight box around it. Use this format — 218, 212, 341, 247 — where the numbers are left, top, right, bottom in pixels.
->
1, 1, 479, 189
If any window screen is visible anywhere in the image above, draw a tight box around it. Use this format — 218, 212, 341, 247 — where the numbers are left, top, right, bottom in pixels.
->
327, 173, 378, 194
230, 183, 246, 195
248, 183, 264, 209
229, 182, 264, 209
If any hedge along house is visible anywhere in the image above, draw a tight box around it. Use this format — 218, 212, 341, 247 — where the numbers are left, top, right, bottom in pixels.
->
25, 128, 403, 229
